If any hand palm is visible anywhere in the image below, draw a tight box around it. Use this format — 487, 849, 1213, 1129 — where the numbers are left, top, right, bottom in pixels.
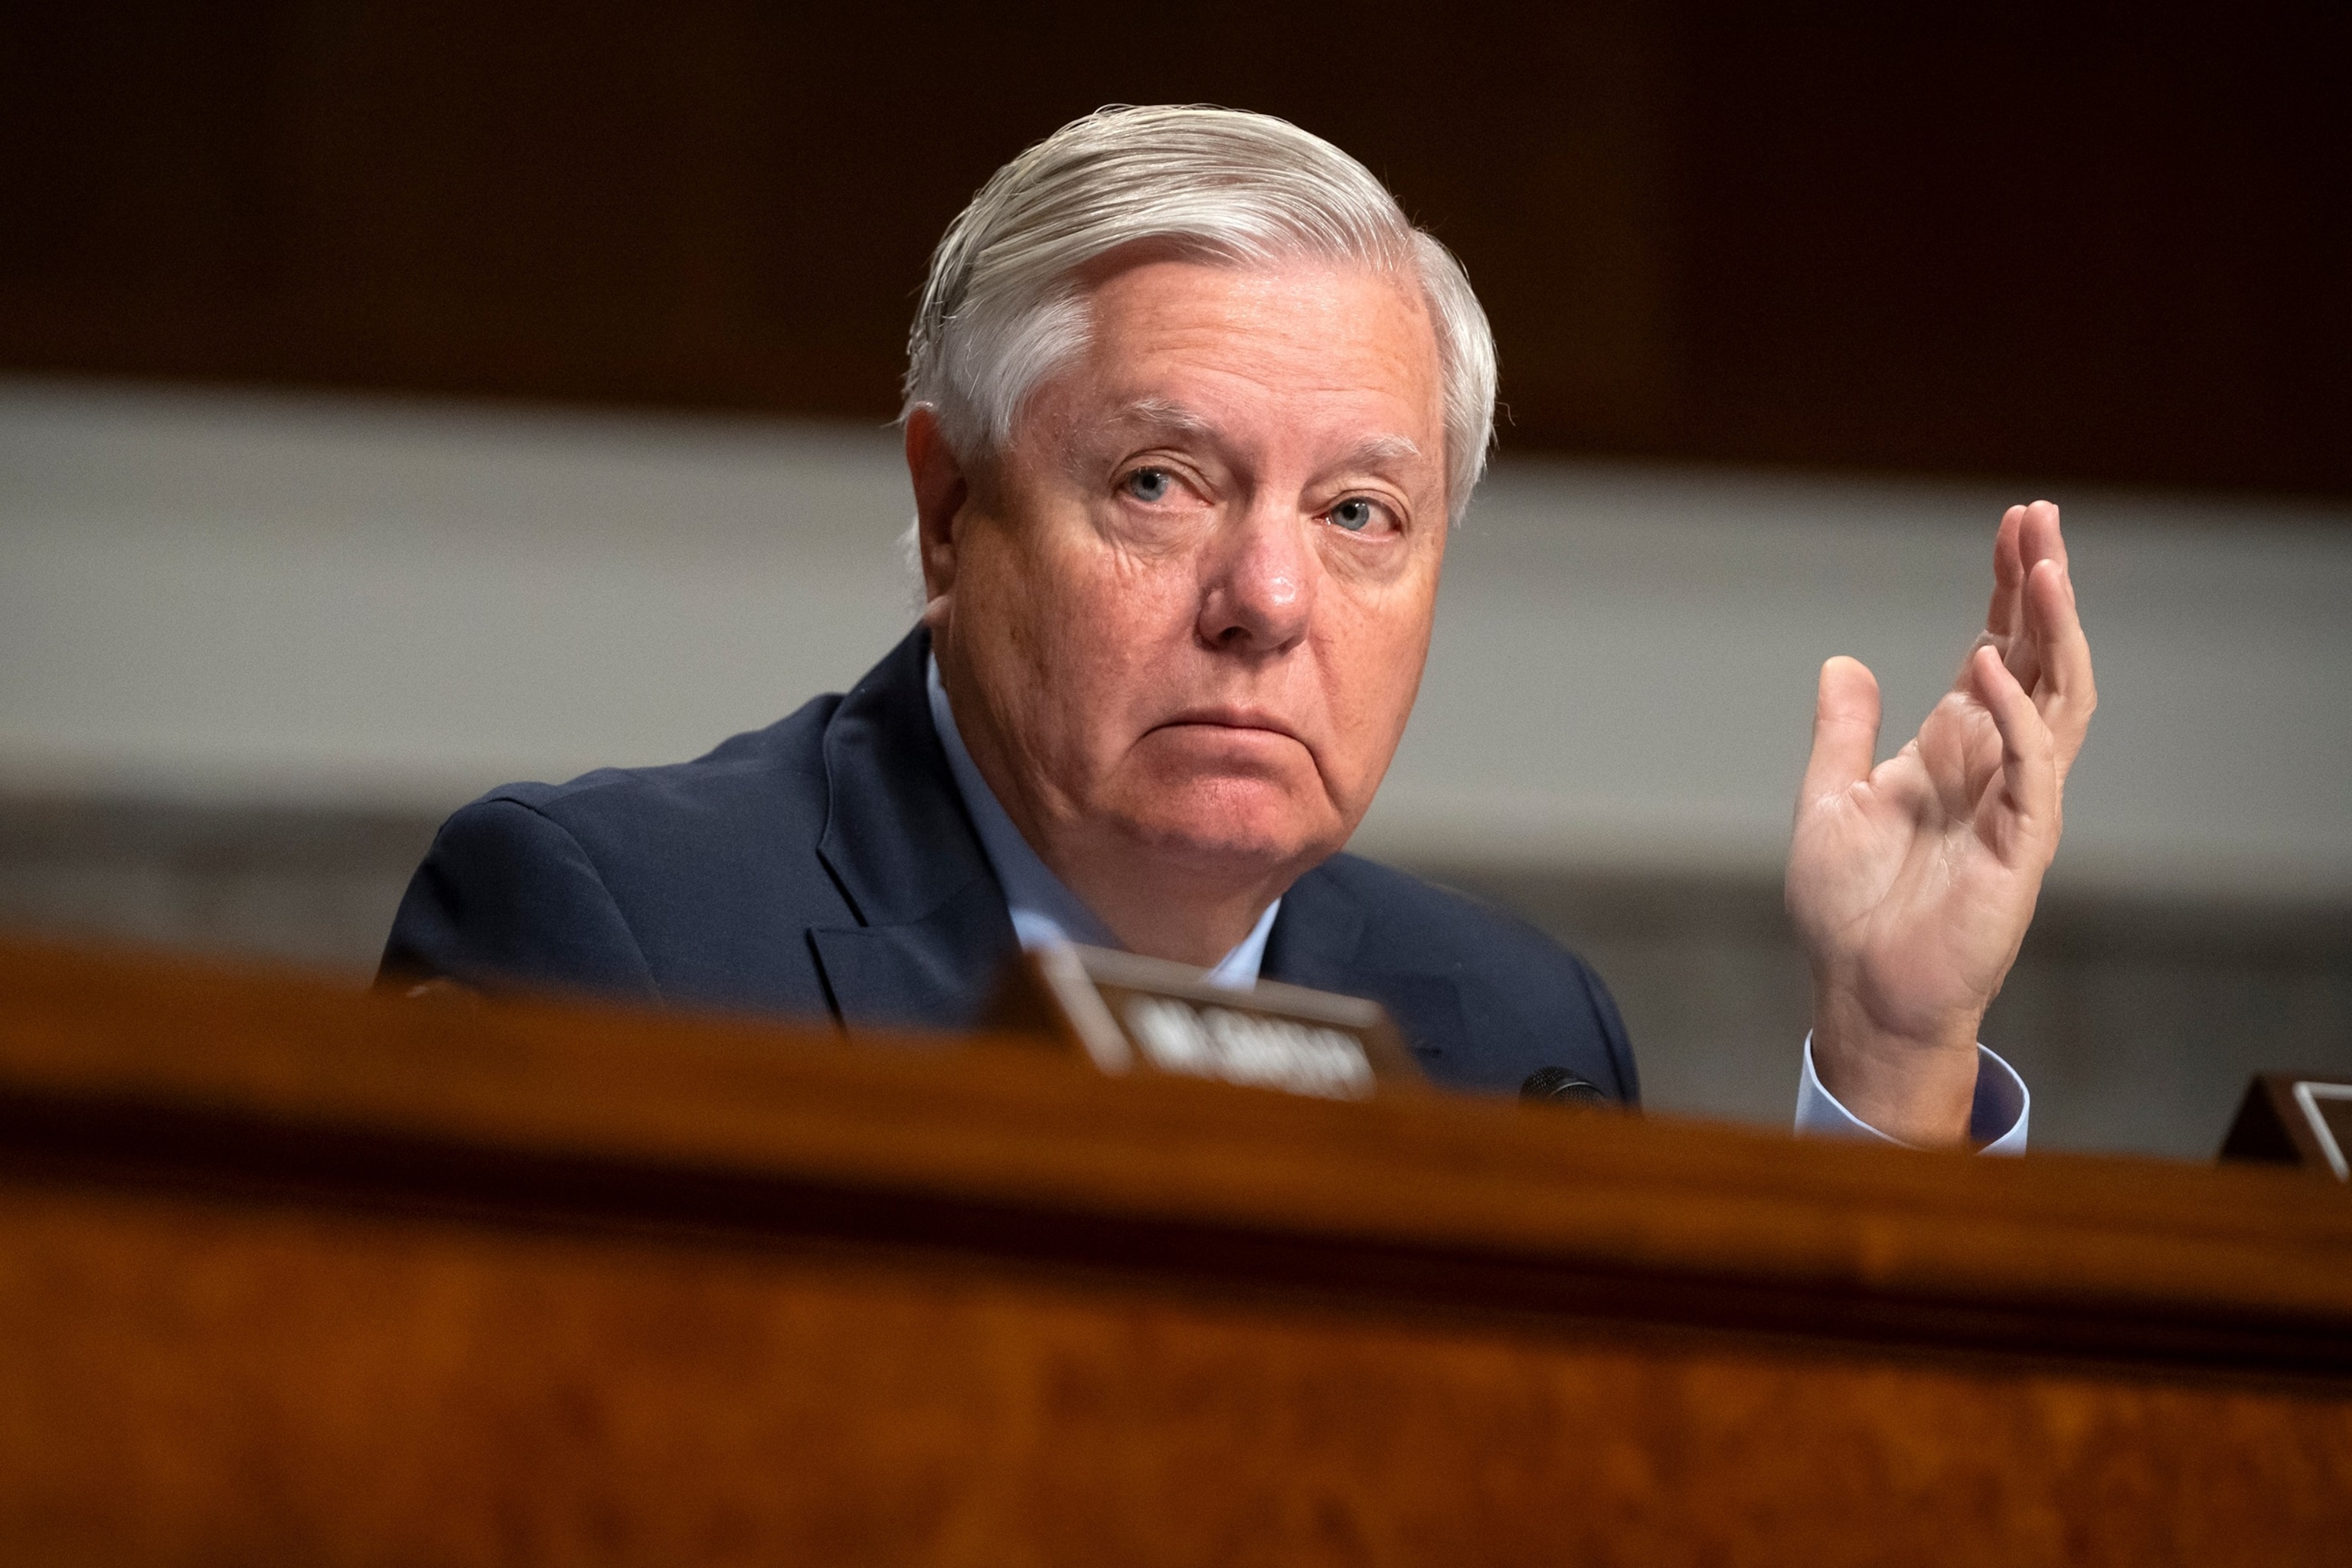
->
1790, 687, 2043, 1043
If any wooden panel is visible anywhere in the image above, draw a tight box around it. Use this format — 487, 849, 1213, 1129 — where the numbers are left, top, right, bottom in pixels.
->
4, 1181, 2350, 1566
2, 934, 2350, 1560
1, 2, 2344, 496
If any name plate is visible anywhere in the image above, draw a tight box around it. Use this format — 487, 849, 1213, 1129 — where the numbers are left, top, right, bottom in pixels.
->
990, 944, 1423, 1101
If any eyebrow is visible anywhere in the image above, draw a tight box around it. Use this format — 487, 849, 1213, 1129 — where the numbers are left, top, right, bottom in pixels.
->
1102, 399, 1426, 472
1102, 397, 1220, 439
1339, 433, 1425, 467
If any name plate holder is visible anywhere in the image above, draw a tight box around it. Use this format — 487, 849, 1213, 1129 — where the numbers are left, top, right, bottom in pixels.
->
989, 944, 1425, 1102
2219, 1072, 2352, 1181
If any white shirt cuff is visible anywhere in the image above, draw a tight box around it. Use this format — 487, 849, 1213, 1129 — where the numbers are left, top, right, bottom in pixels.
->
1795, 1034, 2029, 1155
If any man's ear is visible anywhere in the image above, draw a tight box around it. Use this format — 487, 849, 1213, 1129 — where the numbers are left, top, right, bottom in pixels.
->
903, 407, 967, 630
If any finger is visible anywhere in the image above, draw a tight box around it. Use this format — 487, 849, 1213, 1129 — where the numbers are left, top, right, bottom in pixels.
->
2023, 553, 2097, 782
2017, 498, 2069, 579
2006, 501, 2076, 691
1967, 645, 2060, 861
1983, 504, 2026, 642
1801, 655, 1882, 808
1962, 504, 2038, 695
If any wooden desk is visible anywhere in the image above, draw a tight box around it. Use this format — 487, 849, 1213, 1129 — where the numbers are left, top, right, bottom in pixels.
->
0, 936, 2346, 1564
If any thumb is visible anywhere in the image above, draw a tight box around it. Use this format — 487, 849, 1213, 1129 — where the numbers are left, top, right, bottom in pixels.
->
1800, 655, 1881, 808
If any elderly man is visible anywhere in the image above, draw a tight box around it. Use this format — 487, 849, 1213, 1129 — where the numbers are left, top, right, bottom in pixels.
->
383, 106, 2093, 1151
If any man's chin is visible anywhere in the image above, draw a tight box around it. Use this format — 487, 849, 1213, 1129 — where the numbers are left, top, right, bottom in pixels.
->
1112, 784, 1345, 882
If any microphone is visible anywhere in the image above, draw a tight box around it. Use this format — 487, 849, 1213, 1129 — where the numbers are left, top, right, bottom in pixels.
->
1521, 1066, 1609, 1107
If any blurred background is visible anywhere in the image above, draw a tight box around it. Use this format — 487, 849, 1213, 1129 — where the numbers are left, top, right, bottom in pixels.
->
2, 2, 2345, 1158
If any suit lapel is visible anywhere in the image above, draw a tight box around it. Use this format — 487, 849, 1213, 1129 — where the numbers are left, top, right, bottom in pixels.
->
1264, 864, 1470, 1073
808, 628, 1019, 1031
808, 877, 1018, 1031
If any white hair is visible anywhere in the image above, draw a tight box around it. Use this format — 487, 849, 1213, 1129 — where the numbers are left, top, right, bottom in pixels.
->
902, 105, 1498, 524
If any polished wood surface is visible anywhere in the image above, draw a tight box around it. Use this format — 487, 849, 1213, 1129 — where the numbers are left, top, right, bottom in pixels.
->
2, 935, 2348, 1563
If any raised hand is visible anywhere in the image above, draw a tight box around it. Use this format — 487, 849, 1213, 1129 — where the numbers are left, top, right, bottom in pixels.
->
1785, 501, 2096, 1146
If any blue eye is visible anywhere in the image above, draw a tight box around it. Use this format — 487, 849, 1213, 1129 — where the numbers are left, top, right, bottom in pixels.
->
1329, 498, 1378, 532
1124, 468, 1173, 503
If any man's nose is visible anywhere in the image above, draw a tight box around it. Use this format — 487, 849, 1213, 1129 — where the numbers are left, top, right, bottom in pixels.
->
1197, 505, 1318, 655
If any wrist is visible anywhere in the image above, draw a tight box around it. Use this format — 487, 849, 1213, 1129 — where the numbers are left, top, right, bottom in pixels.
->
1808, 992, 1984, 1148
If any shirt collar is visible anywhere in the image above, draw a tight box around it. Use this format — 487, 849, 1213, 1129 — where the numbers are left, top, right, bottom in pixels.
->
926, 652, 1276, 988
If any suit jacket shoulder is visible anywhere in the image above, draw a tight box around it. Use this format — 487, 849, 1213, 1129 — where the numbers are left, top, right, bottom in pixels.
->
383, 627, 1024, 1031
381, 691, 851, 1016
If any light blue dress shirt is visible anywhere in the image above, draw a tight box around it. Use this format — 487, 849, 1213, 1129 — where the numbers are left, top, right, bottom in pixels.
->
927, 655, 2027, 1152
1797, 1035, 2029, 1153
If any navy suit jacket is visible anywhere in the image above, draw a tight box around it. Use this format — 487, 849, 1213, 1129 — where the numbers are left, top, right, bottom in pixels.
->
381, 628, 1639, 1102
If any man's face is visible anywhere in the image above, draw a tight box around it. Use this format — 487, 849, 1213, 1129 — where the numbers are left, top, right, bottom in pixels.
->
923, 256, 1449, 899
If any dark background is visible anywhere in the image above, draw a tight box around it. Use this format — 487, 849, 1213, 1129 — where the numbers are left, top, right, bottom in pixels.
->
5, 0, 2347, 497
